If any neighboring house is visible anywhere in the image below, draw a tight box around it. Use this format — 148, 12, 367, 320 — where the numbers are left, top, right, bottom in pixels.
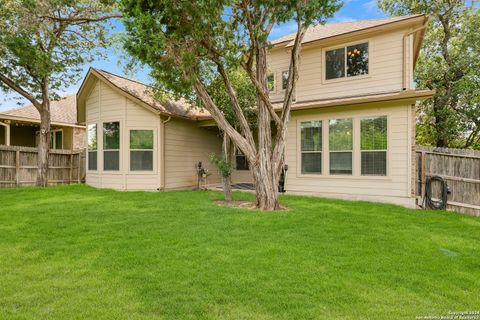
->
0, 95, 85, 150
77, 15, 434, 207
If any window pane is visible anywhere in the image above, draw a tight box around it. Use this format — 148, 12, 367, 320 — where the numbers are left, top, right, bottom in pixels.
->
329, 119, 352, 151
282, 71, 289, 90
330, 152, 352, 175
87, 124, 97, 150
130, 151, 153, 171
326, 48, 345, 80
55, 131, 63, 149
361, 116, 387, 150
301, 121, 322, 151
130, 130, 153, 149
362, 151, 386, 175
267, 73, 275, 92
104, 150, 119, 171
103, 122, 120, 150
88, 151, 97, 171
235, 154, 249, 171
347, 43, 368, 77
302, 152, 321, 174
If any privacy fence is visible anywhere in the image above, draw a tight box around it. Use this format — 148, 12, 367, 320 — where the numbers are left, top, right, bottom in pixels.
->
416, 146, 480, 216
0, 145, 85, 188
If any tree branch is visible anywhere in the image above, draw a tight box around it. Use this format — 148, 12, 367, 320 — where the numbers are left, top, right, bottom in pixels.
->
0, 73, 41, 109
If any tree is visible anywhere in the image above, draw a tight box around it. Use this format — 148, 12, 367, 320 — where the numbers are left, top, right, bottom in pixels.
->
207, 68, 256, 202
121, 0, 341, 210
0, 0, 120, 186
378, 0, 480, 149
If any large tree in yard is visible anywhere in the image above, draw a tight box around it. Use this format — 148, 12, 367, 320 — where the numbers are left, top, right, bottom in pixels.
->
378, 0, 480, 149
0, 0, 119, 186
121, 0, 341, 210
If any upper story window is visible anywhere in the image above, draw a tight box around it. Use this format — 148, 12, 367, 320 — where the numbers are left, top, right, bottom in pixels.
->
267, 73, 275, 92
87, 124, 97, 171
325, 42, 369, 80
103, 121, 120, 171
282, 71, 289, 90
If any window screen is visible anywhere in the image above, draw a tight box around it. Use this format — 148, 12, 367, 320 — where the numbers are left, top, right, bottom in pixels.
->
103, 122, 120, 171
361, 116, 387, 175
267, 73, 275, 92
325, 47, 345, 80
329, 118, 353, 175
87, 124, 97, 171
300, 121, 322, 174
130, 130, 154, 171
282, 71, 289, 90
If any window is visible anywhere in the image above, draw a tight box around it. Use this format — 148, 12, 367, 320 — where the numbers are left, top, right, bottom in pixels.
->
35, 129, 63, 149
282, 71, 289, 90
325, 42, 368, 80
235, 148, 249, 171
87, 124, 97, 171
329, 118, 353, 175
361, 116, 387, 176
300, 121, 322, 174
103, 122, 120, 171
267, 73, 275, 92
130, 130, 154, 171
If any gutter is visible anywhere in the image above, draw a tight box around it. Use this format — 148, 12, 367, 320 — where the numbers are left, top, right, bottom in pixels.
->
402, 19, 428, 89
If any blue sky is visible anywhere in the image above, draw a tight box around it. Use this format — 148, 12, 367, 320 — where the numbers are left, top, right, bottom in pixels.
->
0, 0, 384, 112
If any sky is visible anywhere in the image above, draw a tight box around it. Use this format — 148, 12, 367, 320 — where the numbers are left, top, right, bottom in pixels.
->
0, 0, 385, 112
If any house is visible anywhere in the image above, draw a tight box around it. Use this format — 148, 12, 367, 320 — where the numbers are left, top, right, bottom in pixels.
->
76, 14, 434, 207
0, 95, 85, 150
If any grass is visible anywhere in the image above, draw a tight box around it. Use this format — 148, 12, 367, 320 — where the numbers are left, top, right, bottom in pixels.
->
0, 185, 479, 319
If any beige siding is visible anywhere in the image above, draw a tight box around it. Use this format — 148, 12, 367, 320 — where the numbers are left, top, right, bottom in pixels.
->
84, 80, 162, 191
164, 118, 221, 189
268, 27, 415, 103
231, 169, 253, 184
285, 101, 415, 207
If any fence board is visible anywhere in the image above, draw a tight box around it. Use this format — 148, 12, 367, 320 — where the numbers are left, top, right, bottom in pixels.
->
0, 145, 85, 188
416, 146, 480, 216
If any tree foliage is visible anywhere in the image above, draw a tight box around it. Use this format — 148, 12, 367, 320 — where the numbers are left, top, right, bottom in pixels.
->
120, 0, 341, 210
378, 0, 480, 149
0, 0, 119, 185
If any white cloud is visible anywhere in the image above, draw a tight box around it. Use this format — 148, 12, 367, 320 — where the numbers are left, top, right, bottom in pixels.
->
330, 16, 355, 23
363, 0, 378, 12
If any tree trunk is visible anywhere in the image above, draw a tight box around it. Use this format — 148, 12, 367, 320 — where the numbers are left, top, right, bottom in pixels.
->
253, 45, 280, 210
222, 132, 233, 202
36, 101, 51, 187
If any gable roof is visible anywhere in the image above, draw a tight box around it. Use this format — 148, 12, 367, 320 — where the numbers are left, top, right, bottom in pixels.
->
76, 68, 209, 123
271, 15, 426, 47
0, 94, 79, 126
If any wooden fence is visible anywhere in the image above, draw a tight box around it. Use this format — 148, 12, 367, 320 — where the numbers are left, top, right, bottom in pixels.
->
416, 146, 480, 216
0, 145, 85, 188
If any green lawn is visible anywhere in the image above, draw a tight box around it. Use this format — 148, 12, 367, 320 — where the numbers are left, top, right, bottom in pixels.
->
0, 185, 479, 319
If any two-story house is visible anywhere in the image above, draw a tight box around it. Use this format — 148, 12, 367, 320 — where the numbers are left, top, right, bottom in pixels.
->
76, 15, 433, 207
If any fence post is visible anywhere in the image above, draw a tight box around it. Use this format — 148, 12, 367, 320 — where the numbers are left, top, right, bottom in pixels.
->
15, 150, 20, 186
69, 153, 73, 184
77, 153, 81, 183
420, 151, 426, 200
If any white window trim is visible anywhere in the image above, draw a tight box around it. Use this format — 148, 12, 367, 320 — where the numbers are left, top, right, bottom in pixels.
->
322, 40, 371, 85
299, 121, 322, 175
128, 128, 157, 174
35, 128, 63, 149
328, 118, 353, 176
86, 123, 98, 172
295, 113, 391, 180
360, 115, 388, 177
102, 121, 121, 172
0, 122, 10, 146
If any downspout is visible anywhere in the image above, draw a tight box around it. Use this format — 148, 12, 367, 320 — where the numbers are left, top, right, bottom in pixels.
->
402, 23, 428, 90
159, 115, 172, 191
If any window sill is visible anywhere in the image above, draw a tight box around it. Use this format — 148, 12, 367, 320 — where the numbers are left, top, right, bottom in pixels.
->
295, 173, 391, 181
322, 74, 371, 85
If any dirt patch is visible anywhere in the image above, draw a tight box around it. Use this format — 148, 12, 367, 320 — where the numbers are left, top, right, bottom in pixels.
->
214, 200, 288, 211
